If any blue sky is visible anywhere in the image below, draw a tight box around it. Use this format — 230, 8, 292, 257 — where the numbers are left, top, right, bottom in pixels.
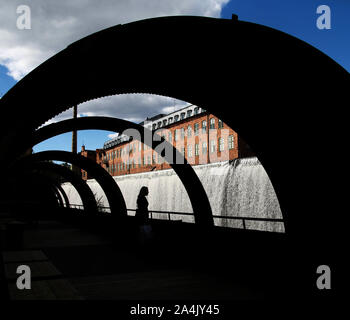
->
0, 0, 348, 153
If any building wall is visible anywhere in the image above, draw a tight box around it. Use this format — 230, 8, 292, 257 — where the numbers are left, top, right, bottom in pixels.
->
94, 112, 251, 178
80, 146, 97, 180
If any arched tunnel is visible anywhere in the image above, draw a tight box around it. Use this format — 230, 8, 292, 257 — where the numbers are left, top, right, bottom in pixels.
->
0, 16, 348, 301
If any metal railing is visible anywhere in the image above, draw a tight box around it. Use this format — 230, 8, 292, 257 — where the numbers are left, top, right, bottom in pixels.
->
66, 204, 284, 230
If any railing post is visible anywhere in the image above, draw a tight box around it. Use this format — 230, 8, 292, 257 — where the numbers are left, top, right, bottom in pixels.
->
168, 213, 171, 221
242, 218, 246, 230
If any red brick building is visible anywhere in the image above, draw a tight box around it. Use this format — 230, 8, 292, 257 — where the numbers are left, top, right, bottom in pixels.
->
81, 105, 254, 180
80, 145, 100, 180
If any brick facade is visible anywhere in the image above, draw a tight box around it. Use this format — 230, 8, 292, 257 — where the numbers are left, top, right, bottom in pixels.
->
80, 108, 254, 179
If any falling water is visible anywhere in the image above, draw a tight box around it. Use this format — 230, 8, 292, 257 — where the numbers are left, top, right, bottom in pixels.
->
61, 157, 284, 232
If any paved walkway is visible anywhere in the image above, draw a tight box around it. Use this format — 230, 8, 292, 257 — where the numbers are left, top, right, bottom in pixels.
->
1, 218, 267, 300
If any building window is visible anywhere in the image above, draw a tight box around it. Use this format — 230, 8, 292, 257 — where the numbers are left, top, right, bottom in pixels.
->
163, 119, 167, 126
180, 112, 185, 120
152, 123, 157, 130
157, 121, 161, 128
187, 145, 193, 157
195, 143, 199, 156
168, 117, 173, 124
194, 123, 199, 135
194, 107, 199, 115
181, 128, 185, 139
187, 110, 192, 117
174, 115, 179, 122
187, 125, 192, 137
219, 137, 224, 152
143, 156, 146, 166
181, 147, 185, 155
152, 154, 156, 164
147, 156, 151, 165
228, 135, 234, 149
174, 129, 179, 141
168, 132, 172, 142
202, 120, 207, 133
210, 118, 215, 129
202, 142, 208, 154
210, 140, 216, 153
218, 119, 224, 129
138, 142, 142, 151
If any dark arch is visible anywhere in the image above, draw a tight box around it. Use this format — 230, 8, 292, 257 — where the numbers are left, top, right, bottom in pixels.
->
0, 16, 349, 291
0, 16, 349, 238
14, 151, 127, 217
55, 182, 70, 208
50, 183, 64, 208
22, 161, 98, 213
26, 116, 213, 226
8, 170, 62, 220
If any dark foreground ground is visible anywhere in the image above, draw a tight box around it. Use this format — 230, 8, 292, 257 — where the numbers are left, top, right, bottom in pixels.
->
0, 209, 307, 301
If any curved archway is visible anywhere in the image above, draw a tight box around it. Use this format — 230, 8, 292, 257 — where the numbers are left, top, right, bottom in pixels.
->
0, 16, 348, 270
54, 181, 70, 208
14, 151, 127, 217
23, 161, 98, 214
28, 116, 213, 226
8, 170, 62, 220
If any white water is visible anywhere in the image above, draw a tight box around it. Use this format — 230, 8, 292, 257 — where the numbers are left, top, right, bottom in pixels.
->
62, 157, 284, 233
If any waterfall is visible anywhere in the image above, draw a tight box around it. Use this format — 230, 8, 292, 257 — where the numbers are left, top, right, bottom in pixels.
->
61, 157, 284, 232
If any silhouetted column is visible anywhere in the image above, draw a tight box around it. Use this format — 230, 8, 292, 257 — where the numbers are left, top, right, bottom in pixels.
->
71, 105, 79, 174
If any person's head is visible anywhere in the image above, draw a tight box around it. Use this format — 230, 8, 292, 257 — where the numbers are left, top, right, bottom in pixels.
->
139, 186, 149, 197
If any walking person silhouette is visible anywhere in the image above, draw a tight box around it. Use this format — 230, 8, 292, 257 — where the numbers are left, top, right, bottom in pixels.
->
135, 186, 153, 245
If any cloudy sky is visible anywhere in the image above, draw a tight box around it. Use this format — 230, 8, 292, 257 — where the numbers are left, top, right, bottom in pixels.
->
0, 0, 349, 152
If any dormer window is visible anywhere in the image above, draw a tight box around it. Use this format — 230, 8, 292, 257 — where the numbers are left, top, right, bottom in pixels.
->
174, 115, 179, 122
187, 110, 192, 117
180, 112, 185, 120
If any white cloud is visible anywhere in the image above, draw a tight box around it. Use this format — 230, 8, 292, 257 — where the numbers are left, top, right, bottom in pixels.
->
41, 94, 188, 126
0, 0, 229, 80
1, 0, 228, 139
108, 133, 119, 139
